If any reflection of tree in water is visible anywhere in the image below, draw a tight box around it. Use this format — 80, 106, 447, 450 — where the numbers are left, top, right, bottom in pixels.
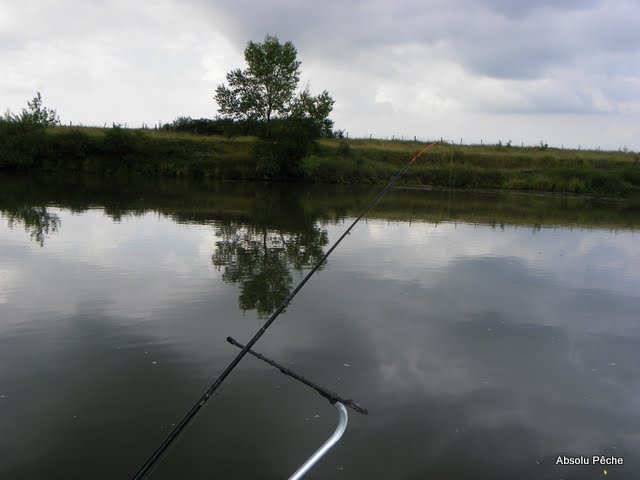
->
212, 221, 328, 317
2, 206, 61, 246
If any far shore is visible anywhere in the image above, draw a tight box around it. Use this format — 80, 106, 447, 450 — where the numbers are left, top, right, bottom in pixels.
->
1, 126, 638, 198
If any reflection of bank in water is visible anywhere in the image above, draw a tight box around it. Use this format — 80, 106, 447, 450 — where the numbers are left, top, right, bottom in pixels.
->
0, 205, 61, 246
212, 221, 329, 317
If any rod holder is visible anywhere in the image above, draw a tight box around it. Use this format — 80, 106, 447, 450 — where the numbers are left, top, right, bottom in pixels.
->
289, 402, 348, 480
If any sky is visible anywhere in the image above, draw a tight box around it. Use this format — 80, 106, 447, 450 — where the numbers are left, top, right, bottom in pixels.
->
1, 0, 639, 150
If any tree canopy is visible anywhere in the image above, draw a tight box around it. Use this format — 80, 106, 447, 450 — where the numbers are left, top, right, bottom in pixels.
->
214, 35, 334, 139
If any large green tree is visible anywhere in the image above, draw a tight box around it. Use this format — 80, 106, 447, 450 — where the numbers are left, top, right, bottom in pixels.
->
214, 35, 334, 138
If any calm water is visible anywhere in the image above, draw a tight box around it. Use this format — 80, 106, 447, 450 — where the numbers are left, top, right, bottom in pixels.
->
1, 175, 639, 479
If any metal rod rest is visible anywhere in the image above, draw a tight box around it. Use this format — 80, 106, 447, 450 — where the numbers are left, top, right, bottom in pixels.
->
289, 402, 348, 480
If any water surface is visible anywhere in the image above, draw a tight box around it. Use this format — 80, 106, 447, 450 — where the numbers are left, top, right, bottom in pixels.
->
1, 175, 639, 479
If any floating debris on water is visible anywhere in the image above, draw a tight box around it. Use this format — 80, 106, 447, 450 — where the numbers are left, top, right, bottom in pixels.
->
152, 361, 158, 365
314, 414, 320, 419
343, 363, 350, 367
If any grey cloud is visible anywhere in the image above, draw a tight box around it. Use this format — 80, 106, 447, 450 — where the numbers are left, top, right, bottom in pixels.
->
194, 0, 638, 85
476, 88, 610, 115
478, 0, 599, 18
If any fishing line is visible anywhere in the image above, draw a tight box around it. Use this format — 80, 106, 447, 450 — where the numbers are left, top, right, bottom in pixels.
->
131, 140, 442, 480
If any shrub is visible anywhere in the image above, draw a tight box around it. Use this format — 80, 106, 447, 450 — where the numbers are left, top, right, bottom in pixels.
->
16, 92, 60, 126
567, 177, 586, 193
103, 125, 139, 157
301, 155, 321, 178
337, 140, 351, 156
51, 129, 97, 161
0, 119, 47, 168
531, 175, 555, 191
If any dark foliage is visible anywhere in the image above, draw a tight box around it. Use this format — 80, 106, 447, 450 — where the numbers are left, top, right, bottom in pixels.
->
0, 119, 47, 169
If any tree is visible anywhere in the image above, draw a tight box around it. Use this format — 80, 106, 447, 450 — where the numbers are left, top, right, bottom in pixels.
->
290, 87, 335, 138
214, 35, 333, 139
18, 92, 60, 126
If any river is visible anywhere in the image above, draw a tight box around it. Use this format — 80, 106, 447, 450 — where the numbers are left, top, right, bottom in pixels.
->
1, 174, 639, 479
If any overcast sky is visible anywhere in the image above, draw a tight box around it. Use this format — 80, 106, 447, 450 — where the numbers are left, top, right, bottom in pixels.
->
2, 0, 639, 150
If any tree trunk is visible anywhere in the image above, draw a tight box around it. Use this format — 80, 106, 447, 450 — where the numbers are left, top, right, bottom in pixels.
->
266, 110, 271, 138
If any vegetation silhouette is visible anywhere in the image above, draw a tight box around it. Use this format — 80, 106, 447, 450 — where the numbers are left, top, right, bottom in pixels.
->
212, 220, 328, 317
2, 205, 61, 246
2, 174, 639, 315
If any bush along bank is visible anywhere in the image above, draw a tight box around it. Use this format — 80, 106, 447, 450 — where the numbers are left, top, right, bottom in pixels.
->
1, 124, 639, 197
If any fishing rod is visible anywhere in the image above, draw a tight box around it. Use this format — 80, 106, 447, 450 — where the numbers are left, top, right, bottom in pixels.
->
131, 140, 442, 480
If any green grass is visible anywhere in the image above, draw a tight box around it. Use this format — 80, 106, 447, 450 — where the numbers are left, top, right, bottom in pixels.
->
1, 126, 639, 197
314, 138, 640, 197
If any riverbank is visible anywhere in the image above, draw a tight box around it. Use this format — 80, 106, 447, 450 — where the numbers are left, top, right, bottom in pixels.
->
1, 126, 638, 197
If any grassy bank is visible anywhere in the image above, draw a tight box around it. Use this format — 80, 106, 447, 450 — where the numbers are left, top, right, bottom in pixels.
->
1, 125, 639, 197
312, 138, 640, 197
